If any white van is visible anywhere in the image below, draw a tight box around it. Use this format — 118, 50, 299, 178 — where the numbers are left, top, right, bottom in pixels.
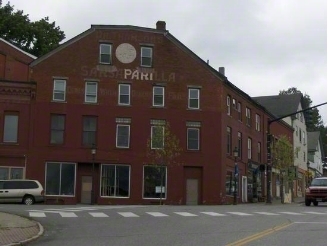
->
0, 179, 45, 205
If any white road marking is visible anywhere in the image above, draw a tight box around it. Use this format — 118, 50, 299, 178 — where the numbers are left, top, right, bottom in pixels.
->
303, 211, 327, 215
294, 222, 327, 224
254, 212, 279, 215
174, 212, 197, 217
146, 212, 168, 217
89, 212, 109, 217
279, 212, 304, 215
227, 212, 253, 216
29, 212, 46, 217
118, 212, 139, 217
201, 212, 227, 216
59, 212, 78, 217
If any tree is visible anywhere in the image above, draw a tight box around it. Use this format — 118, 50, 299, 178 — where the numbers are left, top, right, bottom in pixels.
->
271, 135, 295, 203
146, 122, 182, 204
0, 1, 65, 57
279, 87, 327, 157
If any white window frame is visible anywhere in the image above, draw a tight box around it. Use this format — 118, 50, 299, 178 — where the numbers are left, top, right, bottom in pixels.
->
151, 125, 164, 149
99, 43, 112, 64
227, 96, 231, 115
237, 102, 242, 121
187, 128, 200, 150
118, 84, 131, 105
141, 47, 153, 67
255, 114, 260, 131
0, 166, 24, 179
153, 86, 164, 107
246, 107, 251, 126
303, 130, 306, 144
53, 79, 66, 102
188, 88, 200, 109
116, 124, 130, 148
85, 81, 98, 103
248, 138, 252, 159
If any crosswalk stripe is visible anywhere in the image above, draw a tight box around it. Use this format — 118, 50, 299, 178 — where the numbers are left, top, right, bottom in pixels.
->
146, 212, 168, 217
60, 212, 78, 217
174, 212, 197, 217
201, 212, 227, 216
29, 212, 46, 217
279, 212, 304, 215
118, 212, 139, 217
89, 212, 109, 217
227, 212, 253, 216
254, 212, 279, 215
303, 212, 327, 215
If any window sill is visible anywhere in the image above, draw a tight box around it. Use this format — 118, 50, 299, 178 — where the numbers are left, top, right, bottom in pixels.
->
151, 106, 166, 109
117, 104, 131, 107
187, 108, 201, 111
51, 100, 67, 103
84, 102, 99, 105
0, 142, 19, 145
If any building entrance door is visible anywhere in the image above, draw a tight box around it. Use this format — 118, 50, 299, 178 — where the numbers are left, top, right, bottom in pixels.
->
186, 179, 198, 205
81, 176, 92, 204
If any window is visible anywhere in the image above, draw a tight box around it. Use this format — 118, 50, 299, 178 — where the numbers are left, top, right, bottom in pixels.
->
227, 127, 231, 155
151, 126, 164, 149
295, 126, 298, 136
153, 86, 164, 107
101, 164, 130, 197
99, 43, 112, 64
83, 116, 97, 146
300, 113, 303, 122
187, 128, 199, 150
227, 96, 231, 115
118, 84, 130, 105
45, 162, 75, 196
53, 79, 66, 101
237, 102, 242, 121
303, 130, 305, 144
246, 107, 251, 126
238, 132, 242, 158
143, 165, 166, 199
50, 114, 65, 144
299, 129, 302, 142
141, 47, 153, 67
116, 124, 130, 148
85, 81, 98, 103
232, 98, 236, 109
188, 88, 200, 109
226, 171, 238, 196
257, 142, 261, 162
0, 167, 24, 180
303, 152, 306, 162
248, 138, 252, 159
255, 114, 260, 131
3, 114, 18, 143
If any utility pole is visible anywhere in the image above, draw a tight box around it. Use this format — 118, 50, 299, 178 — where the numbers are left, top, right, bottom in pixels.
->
266, 102, 327, 204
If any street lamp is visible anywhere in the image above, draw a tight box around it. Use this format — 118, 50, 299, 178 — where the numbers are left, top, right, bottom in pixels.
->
91, 144, 97, 205
307, 161, 310, 187
233, 147, 239, 205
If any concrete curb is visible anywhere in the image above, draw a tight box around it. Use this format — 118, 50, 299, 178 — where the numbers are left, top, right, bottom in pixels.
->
5, 222, 44, 246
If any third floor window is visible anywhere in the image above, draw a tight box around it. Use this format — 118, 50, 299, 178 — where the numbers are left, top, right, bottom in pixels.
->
118, 84, 131, 105
85, 81, 98, 103
188, 88, 200, 109
99, 43, 112, 64
141, 47, 152, 67
53, 79, 66, 102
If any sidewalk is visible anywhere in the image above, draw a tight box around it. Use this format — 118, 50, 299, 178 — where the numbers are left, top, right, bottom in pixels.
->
0, 212, 43, 246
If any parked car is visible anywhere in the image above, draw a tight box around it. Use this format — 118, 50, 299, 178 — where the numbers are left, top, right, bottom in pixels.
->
0, 179, 45, 205
305, 177, 327, 206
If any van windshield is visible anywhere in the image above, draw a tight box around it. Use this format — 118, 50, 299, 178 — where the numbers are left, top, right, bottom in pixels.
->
310, 179, 327, 187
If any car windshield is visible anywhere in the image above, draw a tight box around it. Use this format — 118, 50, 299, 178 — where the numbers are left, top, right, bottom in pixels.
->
310, 179, 327, 187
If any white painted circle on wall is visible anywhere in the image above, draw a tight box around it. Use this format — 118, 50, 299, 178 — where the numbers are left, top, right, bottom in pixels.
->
115, 43, 137, 64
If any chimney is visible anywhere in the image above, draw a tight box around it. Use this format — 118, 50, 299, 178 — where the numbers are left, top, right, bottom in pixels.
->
219, 67, 225, 75
156, 21, 166, 30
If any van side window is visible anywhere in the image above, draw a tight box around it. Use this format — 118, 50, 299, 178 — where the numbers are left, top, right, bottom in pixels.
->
4, 181, 21, 189
23, 181, 38, 189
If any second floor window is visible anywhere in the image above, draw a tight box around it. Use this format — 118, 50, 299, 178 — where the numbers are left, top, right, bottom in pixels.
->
255, 114, 260, 131
50, 114, 65, 144
83, 116, 97, 146
187, 128, 199, 150
227, 127, 231, 154
116, 124, 130, 148
53, 79, 66, 102
118, 84, 130, 105
248, 138, 252, 159
153, 86, 164, 107
99, 43, 112, 64
85, 82, 98, 103
246, 107, 251, 126
141, 47, 152, 67
3, 113, 18, 143
188, 88, 200, 109
151, 125, 164, 149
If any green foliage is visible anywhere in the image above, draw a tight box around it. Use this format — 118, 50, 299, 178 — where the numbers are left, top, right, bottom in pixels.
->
271, 135, 294, 170
0, 1, 65, 57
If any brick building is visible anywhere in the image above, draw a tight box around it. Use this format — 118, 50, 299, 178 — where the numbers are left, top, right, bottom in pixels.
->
0, 21, 293, 205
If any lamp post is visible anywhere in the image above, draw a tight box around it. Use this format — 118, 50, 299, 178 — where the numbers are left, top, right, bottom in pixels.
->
307, 161, 310, 187
91, 144, 97, 205
281, 169, 286, 204
233, 147, 239, 205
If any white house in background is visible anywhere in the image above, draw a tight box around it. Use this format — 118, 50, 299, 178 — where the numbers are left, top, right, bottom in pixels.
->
307, 131, 324, 178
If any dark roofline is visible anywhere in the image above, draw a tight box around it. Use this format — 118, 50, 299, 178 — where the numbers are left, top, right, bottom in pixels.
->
0, 79, 37, 85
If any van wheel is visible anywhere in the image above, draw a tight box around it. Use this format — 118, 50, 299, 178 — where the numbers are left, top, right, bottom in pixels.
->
23, 195, 35, 205
305, 199, 311, 206
313, 201, 319, 206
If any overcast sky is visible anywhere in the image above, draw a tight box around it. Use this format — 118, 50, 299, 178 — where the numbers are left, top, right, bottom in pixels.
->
7, 0, 327, 124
